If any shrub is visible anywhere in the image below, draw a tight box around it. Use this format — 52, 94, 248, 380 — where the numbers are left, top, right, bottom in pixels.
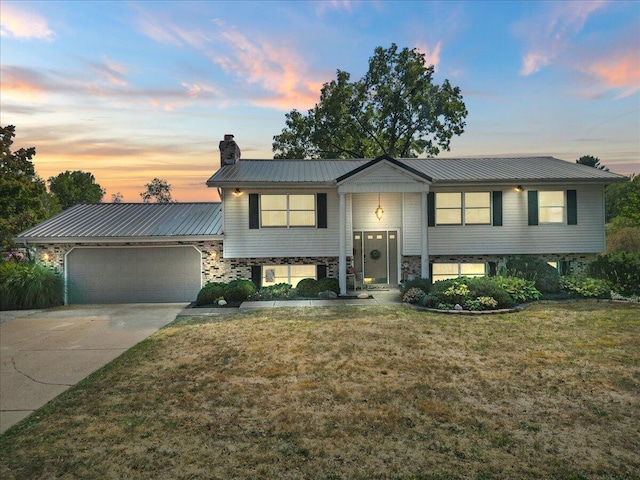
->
560, 276, 611, 299
421, 277, 515, 310
493, 276, 541, 303
224, 279, 256, 303
400, 277, 432, 295
402, 287, 426, 304
249, 283, 294, 301
0, 261, 63, 310
589, 252, 640, 296
465, 277, 516, 308
296, 278, 320, 297
501, 255, 560, 293
196, 282, 227, 306
606, 226, 640, 254
317, 277, 340, 294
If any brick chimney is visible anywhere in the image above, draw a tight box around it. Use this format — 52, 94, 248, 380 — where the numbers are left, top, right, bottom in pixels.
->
219, 134, 241, 167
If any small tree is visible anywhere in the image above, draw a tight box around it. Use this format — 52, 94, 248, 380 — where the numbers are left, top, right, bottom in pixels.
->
48, 170, 105, 209
140, 178, 175, 203
576, 155, 608, 171
111, 192, 124, 203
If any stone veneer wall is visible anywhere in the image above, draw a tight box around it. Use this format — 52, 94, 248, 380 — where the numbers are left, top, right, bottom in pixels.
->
402, 253, 598, 280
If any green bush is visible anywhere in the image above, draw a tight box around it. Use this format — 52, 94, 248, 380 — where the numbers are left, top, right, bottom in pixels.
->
493, 276, 541, 303
196, 282, 227, 306
402, 287, 426, 304
501, 255, 560, 293
0, 261, 64, 310
224, 279, 256, 303
421, 277, 515, 310
400, 277, 432, 295
249, 283, 295, 301
560, 276, 611, 299
317, 277, 340, 294
589, 252, 640, 296
296, 278, 320, 297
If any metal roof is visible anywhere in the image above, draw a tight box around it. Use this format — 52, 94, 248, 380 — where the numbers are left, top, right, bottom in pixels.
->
15, 203, 223, 244
206, 156, 624, 186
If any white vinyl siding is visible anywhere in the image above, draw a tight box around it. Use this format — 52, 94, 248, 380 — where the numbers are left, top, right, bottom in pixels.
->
223, 189, 340, 258
403, 185, 606, 255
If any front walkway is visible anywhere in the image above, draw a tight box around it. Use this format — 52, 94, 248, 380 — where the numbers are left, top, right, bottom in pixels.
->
181, 289, 402, 316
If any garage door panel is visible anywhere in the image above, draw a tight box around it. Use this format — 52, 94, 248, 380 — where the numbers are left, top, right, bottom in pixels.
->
67, 247, 201, 304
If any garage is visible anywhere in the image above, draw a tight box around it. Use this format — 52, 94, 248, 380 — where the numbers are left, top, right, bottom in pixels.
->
67, 246, 202, 304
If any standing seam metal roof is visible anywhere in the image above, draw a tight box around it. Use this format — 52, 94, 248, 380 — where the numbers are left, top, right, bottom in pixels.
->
206, 156, 625, 185
14, 203, 222, 241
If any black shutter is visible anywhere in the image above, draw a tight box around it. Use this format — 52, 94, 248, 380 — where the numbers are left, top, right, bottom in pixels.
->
427, 192, 435, 227
488, 261, 497, 276
428, 262, 433, 280
249, 194, 259, 229
317, 193, 327, 228
251, 266, 262, 288
316, 265, 327, 280
528, 190, 538, 225
560, 260, 570, 275
567, 190, 577, 225
492, 191, 503, 226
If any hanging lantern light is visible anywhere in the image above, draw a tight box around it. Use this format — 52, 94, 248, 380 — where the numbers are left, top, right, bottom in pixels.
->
375, 193, 384, 221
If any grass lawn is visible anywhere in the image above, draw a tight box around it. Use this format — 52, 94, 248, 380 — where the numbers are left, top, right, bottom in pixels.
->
1, 302, 639, 479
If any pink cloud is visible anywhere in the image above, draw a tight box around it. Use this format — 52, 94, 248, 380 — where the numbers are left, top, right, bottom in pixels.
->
0, 3, 55, 41
517, 0, 607, 75
415, 42, 442, 71
581, 51, 640, 98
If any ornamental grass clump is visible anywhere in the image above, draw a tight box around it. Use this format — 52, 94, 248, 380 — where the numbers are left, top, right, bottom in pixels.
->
0, 261, 63, 310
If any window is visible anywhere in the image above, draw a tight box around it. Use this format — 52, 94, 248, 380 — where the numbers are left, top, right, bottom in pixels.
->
261, 194, 315, 227
464, 192, 491, 224
263, 265, 316, 287
432, 263, 486, 281
539, 191, 564, 223
435, 192, 491, 225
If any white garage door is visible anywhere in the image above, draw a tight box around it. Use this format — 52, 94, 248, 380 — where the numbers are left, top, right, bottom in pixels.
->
67, 246, 201, 304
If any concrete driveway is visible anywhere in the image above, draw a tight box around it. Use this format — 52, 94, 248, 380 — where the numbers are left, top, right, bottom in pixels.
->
0, 303, 186, 434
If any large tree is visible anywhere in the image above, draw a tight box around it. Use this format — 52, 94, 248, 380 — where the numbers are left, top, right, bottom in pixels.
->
48, 170, 105, 209
140, 178, 175, 203
576, 155, 608, 171
0, 125, 59, 249
272, 44, 468, 159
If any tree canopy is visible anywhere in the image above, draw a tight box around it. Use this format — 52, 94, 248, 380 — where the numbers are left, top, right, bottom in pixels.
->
576, 155, 608, 171
48, 170, 105, 210
272, 44, 468, 159
0, 125, 59, 249
140, 178, 175, 203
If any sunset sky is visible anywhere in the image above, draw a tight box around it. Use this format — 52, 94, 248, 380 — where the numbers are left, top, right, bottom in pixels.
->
1, 0, 639, 203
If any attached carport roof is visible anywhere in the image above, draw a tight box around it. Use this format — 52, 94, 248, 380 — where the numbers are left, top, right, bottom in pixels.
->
15, 202, 223, 244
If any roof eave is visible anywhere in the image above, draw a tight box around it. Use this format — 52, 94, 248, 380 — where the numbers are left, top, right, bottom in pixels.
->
14, 235, 224, 245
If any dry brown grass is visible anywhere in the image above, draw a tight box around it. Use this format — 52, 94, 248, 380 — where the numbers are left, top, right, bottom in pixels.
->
1, 302, 639, 479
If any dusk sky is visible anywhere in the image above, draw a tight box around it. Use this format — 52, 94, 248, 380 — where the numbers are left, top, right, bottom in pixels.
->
1, 0, 639, 203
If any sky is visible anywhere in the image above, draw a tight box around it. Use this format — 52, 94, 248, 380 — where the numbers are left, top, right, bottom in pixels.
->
1, 0, 639, 203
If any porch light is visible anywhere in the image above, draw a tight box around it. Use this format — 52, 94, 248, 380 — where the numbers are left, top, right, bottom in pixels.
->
232, 188, 243, 196
515, 185, 524, 192
375, 193, 384, 221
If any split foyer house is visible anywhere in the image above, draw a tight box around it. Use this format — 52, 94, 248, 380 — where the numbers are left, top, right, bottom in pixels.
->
14, 135, 624, 303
